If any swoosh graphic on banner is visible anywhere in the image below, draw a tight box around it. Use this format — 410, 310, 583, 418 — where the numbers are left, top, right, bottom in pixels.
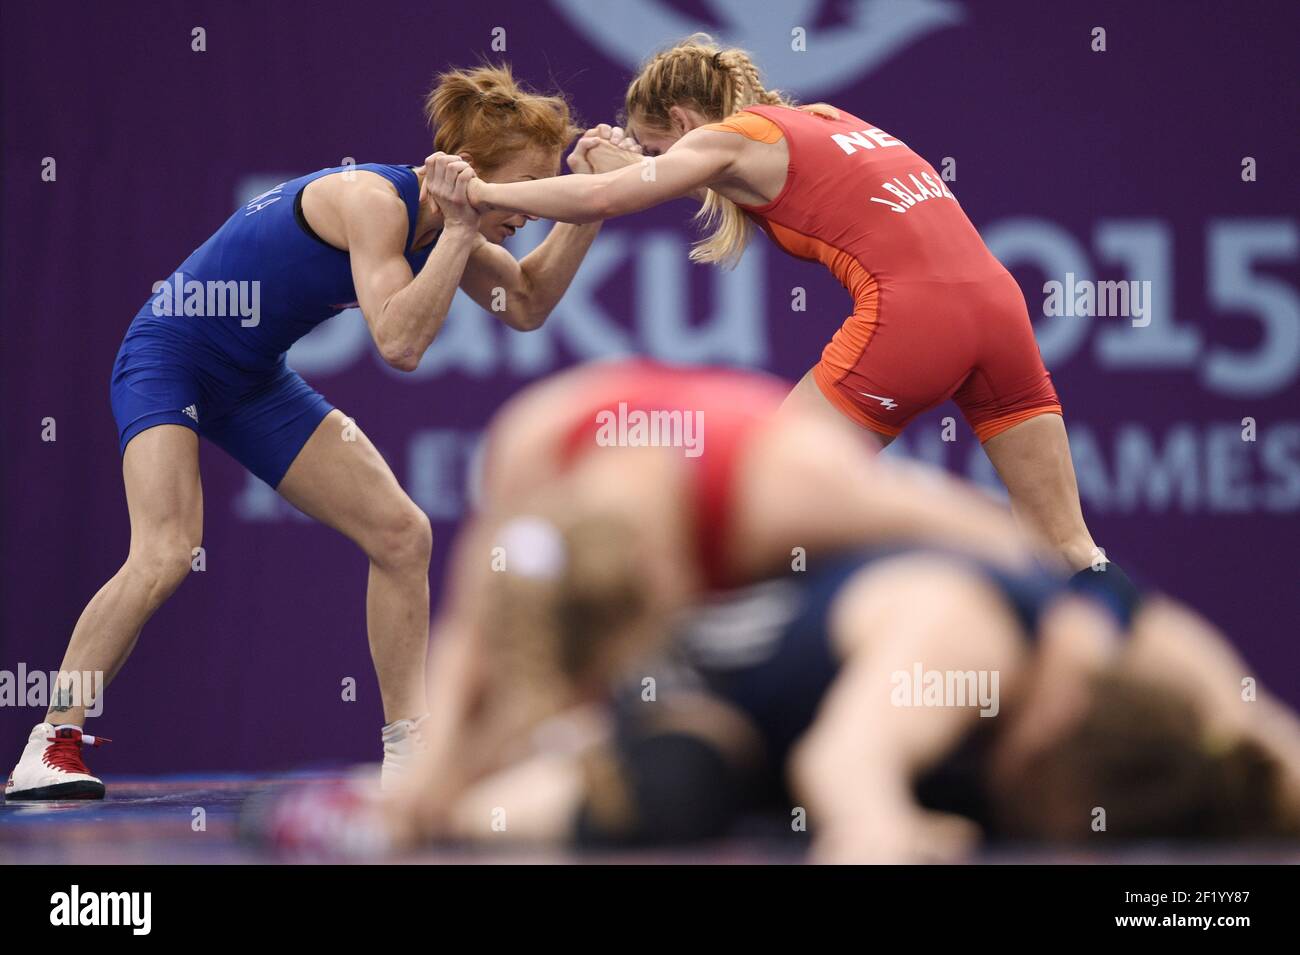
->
550, 0, 965, 97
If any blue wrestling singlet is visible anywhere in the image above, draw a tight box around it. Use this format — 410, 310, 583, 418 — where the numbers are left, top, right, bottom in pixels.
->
109, 162, 437, 486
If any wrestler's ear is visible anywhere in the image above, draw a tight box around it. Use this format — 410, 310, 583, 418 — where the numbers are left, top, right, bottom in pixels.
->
458, 151, 474, 168
666, 105, 695, 135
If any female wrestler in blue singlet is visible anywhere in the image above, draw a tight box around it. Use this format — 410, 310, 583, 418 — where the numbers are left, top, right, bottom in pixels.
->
5, 65, 625, 800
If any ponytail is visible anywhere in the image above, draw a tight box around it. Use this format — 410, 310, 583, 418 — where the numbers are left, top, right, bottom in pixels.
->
624, 34, 790, 268
425, 63, 580, 173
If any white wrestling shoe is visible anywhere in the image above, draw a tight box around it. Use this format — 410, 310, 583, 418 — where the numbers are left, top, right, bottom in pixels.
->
5, 722, 109, 800
379, 713, 429, 791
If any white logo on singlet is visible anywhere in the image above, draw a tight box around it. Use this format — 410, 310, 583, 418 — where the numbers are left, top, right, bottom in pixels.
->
244, 183, 286, 215
869, 171, 957, 215
859, 392, 898, 410
182, 404, 199, 423
831, 127, 906, 154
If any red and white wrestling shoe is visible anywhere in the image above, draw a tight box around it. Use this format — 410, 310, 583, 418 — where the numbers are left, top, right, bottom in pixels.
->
242, 776, 393, 860
4, 722, 108, 800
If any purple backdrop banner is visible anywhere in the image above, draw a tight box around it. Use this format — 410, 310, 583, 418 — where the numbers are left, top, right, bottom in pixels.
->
2, 0, 1297, 774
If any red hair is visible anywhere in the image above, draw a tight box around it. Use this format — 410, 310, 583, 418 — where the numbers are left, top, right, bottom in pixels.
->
425, 64, 579, 172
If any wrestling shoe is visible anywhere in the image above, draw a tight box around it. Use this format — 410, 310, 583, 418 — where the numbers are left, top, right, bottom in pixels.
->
380, 713, 430, 791
5, 722, 109, 800
241, 776, 393, 860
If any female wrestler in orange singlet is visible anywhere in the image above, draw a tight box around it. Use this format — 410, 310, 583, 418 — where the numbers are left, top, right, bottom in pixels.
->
466, 34, 1125, 588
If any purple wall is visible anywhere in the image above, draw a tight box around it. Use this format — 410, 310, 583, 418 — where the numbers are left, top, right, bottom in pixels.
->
2, 0, 1297, 774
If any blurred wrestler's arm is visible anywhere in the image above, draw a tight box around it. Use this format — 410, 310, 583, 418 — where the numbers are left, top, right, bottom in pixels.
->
733, 414, 1059, 578
1124, 598, 1300, 815
443, 695, 760, 847
787, 555, 1030, 863
384, 378, 592, 841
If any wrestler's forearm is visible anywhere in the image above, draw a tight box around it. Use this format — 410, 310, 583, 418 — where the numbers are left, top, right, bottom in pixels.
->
380, 223, 478, 367
515, 221, 602, 320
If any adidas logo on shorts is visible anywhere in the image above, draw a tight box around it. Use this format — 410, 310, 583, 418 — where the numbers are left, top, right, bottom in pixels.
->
182, 404, 199, 422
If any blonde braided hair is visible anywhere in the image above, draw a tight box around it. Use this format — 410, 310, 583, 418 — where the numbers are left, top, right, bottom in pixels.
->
624, 34, 791, 267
